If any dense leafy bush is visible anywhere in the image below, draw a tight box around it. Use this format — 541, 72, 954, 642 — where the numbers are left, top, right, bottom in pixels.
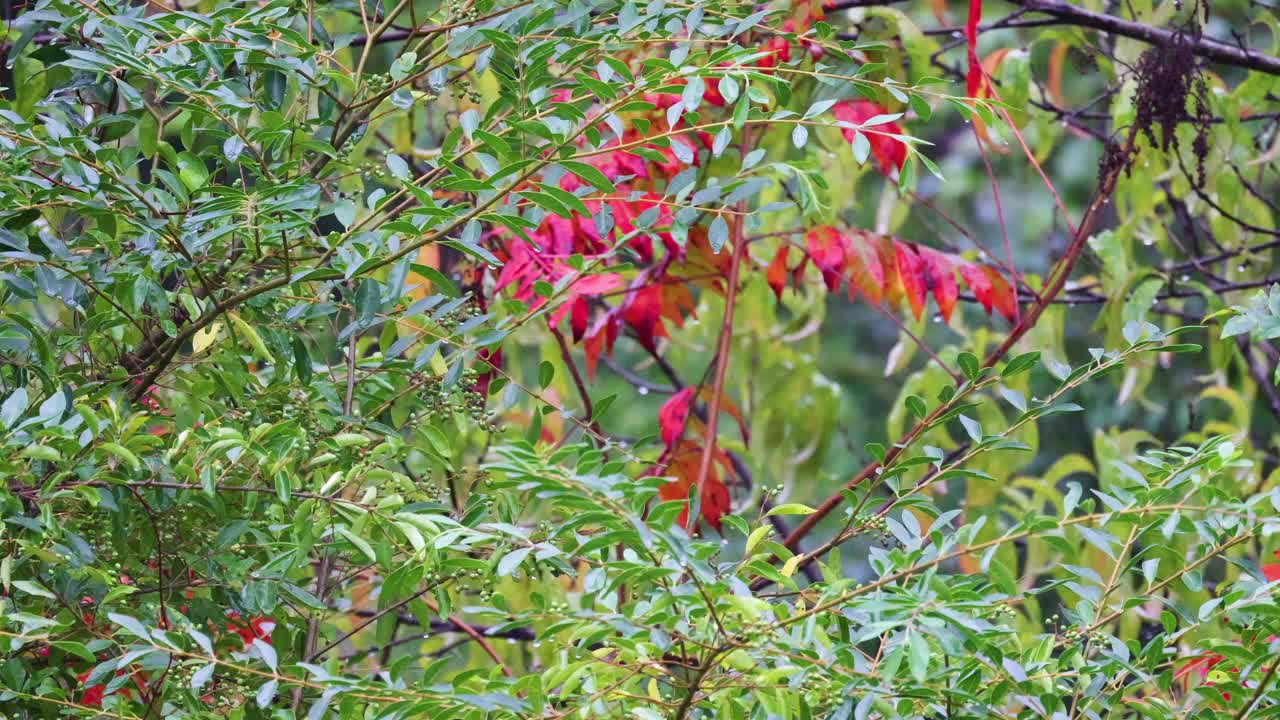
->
1, 0, 1279, 717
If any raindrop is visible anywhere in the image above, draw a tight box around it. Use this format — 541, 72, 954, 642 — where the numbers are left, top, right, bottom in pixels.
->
1180, 275, 1189, 282
638, 387, 649, 396
932, 314, 942, 323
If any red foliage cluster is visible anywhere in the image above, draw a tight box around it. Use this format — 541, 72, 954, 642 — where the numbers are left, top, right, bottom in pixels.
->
656, 440, 734, 533
492, 91, 735, 384
652, 387, 750, 532
78, 669, 145, 708
481, 8, 1014, 533
769, 226, 1017, 323
226, 610, 276, 649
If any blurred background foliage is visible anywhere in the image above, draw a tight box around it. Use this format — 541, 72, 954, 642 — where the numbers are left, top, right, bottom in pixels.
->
1, 0, 1280, 716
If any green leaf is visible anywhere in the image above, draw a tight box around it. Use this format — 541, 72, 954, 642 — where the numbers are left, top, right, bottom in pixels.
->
767, 504, 816, 516
559, 160, 617, 193
709, 216, 730, 253
228, 312, 274, 362
497, 547, 532, 577
176, 152, 210, 191
387, 152, 412, 181
337, 527, 378, 563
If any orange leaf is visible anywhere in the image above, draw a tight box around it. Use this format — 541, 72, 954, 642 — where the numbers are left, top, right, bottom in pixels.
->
972, 49, 1012, 153
874, 235, 906, 310
1048, 41, 1069, 109
956, 261, 1017, 321
767, 245, 790, 302
657, 441, 733, 533
928, 0, 949, 24
982, 264, 1018, 322
695, 386, 750, 447
406, 245, 441, 302
846, 230, 885, 304
660, 281, 697, 329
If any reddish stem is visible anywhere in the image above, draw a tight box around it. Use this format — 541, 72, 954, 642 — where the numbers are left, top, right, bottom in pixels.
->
692, 208, 747, 523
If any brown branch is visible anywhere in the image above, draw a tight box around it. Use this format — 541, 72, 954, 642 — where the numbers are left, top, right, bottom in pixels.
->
1011, 0, 1280, 76
551, 325, 600, 436
831, 0, 1280, 75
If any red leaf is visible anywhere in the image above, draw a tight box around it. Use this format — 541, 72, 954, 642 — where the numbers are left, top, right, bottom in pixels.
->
767, 245, 790, 302
917, 245, 958, 323
657, 386, 749, 450
227, 613, 276, 649
965, 0, 985, 97
623, 281, 667, 352
806, 225, 848, 292
705, 76, 728, 107
1176, 653, 1227, 682
957, 261, 994, 315
78, 669, 139, 707
549, 272, 624, 329
1264, 551, 1280, 582
699, 472, 731, 533
80, 675, 106, 708
659, 387, 696, 448
757, 35, 792, 72
570, 297, 589, 343
832, 100, 908, 176
581, 314, 618, 381
894, 243, 928, 320
1264, 563, 1280, 582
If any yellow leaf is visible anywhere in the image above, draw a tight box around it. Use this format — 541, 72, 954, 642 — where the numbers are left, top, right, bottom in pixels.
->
781, 554, 805, 578
193, 322, 222, 354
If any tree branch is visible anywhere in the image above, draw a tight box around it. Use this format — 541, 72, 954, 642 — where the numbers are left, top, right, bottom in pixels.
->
1011, 0, 1280, 76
